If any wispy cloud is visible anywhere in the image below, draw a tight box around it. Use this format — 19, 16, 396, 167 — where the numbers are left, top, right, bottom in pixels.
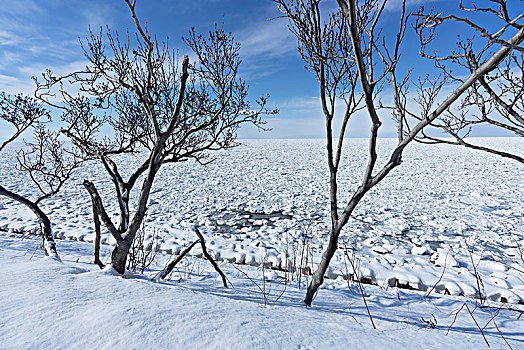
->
0, 73, 43, 97
0, 1, 105, 95
0, 30, 21, 46
385, 0, 438, 12
237, 19, 295, 60
236, 16, 297, 79
82, 1, 117, 30
275, 96, 322, 114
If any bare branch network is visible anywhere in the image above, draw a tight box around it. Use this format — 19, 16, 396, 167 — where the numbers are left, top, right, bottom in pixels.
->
34, 0, 276, 274
413, 0, 524, 161
274, 0, 523, 306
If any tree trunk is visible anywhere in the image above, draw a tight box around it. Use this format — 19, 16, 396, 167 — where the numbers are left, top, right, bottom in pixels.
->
92, 202, 105, 269
304, 226, 340, 306
305, 185, 366, 306
158, 228, 229, 287
0, 184, 59, 259
111, 241, 131, 274
112, 158, 162, 273
118, 194, 130, 233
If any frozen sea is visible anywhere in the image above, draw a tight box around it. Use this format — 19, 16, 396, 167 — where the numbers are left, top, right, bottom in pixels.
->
1, 137, 523, 302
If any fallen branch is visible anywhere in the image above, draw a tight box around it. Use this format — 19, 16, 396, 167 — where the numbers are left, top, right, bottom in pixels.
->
157, 227, 229, 288
447, 303, 490, 347
195, 227, 229, 288
158, 240, 200, 279
343, 244, 377, 330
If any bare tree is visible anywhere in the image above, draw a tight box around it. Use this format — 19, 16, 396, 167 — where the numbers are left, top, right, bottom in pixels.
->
412, 1, 524, 163
0, 93, 80, 258
35, 0, 273, 274
275, 0, 524, 306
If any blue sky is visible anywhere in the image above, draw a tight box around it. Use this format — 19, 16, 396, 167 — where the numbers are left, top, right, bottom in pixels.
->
0, 0, 522, 139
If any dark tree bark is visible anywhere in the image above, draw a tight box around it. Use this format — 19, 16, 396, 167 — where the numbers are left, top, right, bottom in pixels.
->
90, 200, 105, 269
195, 227, 228, 288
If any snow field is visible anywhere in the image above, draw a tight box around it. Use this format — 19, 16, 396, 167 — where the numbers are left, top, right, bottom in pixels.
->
0, 234, 523, 349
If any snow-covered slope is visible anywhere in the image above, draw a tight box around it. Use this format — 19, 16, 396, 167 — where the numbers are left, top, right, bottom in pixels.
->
0, 234, 522, 349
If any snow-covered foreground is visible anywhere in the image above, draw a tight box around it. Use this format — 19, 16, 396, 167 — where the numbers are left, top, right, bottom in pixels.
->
0, 138, 523, 303
1, 234, 523, 349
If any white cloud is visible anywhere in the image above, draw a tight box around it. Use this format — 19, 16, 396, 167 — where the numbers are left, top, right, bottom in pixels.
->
0, 59, 89, 96
0, 30, 21, 46
237, 18, 296, 60
239, 115, 325, 139
385, 0, 438, 12
82, 2, 117, 30
249, 94, 401, 138
235, 16, 297, 79
0, 74, 36, 96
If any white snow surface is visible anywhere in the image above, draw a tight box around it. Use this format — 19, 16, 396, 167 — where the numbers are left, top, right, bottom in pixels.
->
0, 138, 523, 303
1, 234, 523, 349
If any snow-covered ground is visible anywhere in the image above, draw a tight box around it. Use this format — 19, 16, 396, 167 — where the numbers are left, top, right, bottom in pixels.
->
1, 233, 523, 349
1, 138, 523, 348
0, 138, 523, 302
